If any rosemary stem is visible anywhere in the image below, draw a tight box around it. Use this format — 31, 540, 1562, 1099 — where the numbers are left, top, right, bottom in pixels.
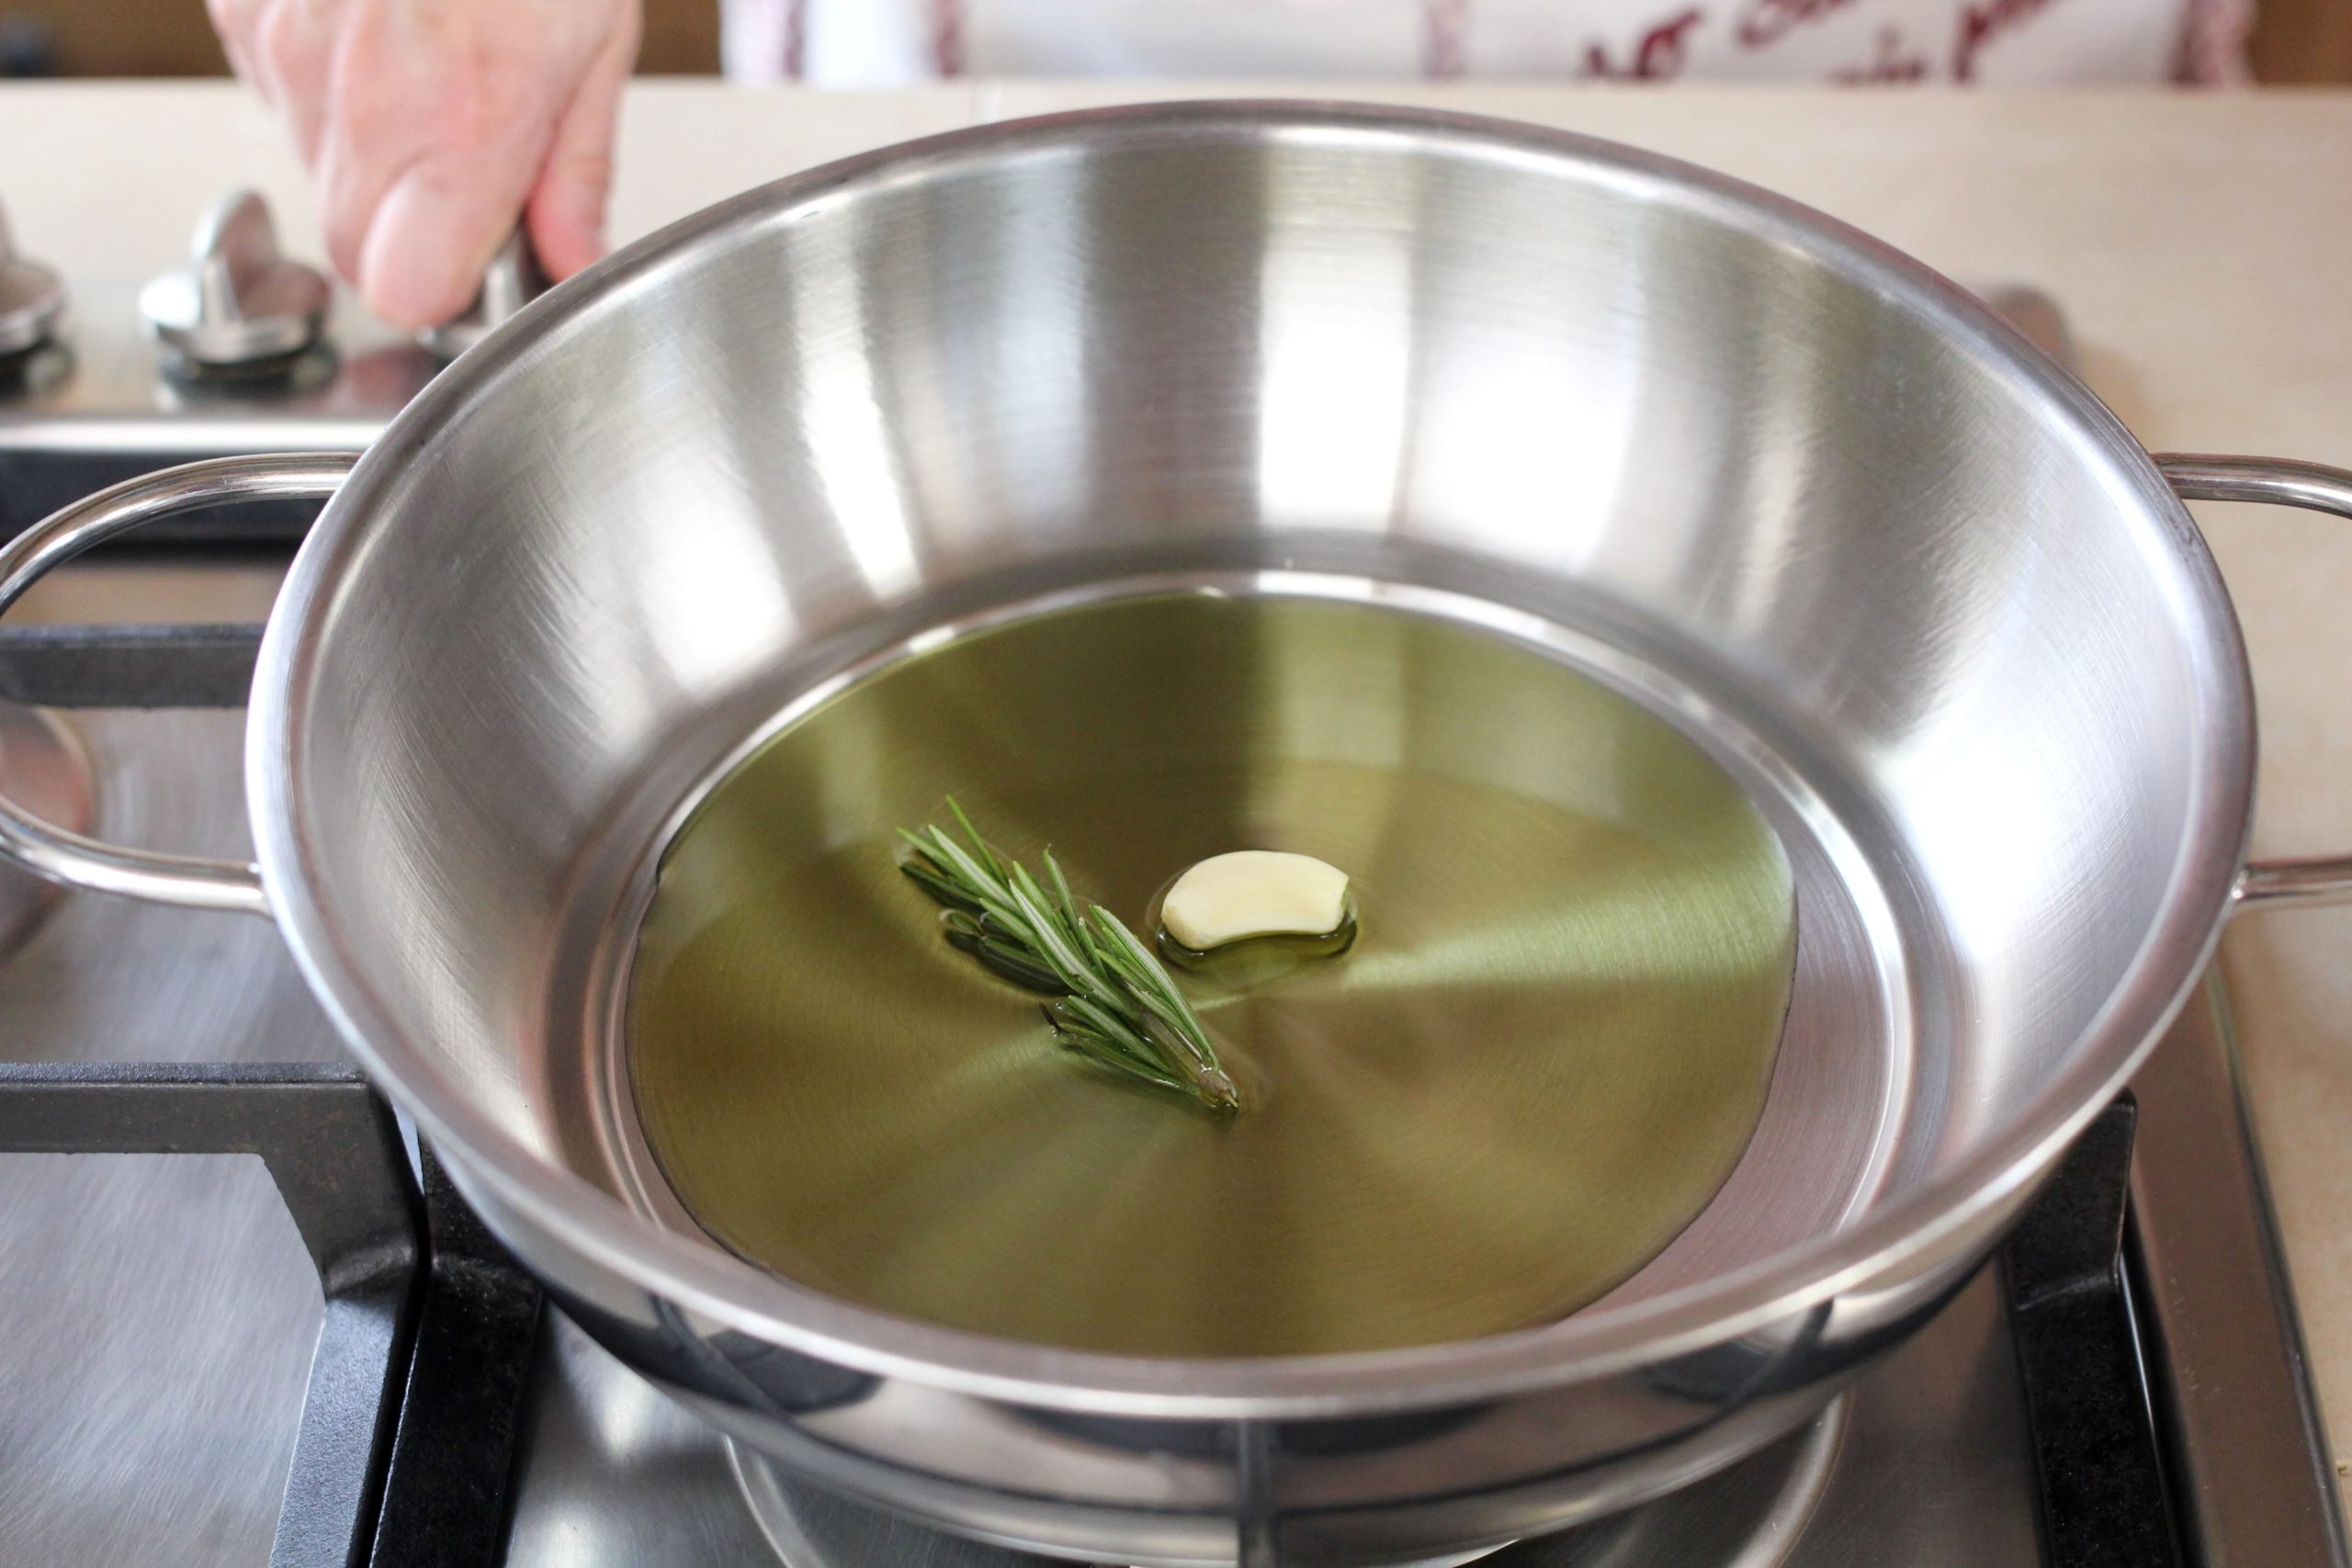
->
898, 803, 1239, 1113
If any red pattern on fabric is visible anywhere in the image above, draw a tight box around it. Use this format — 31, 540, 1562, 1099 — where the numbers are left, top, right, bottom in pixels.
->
716, 0, 2243, 90
1581, 6, 1706, 77
1951, 0, 2057, 79
1735, 0, 1858, 49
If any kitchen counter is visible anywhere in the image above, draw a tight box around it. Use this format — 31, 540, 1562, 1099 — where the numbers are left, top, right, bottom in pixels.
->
5, 78, 2350, 1507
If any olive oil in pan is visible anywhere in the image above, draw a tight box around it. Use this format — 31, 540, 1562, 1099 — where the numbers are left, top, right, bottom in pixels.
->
627, 593, 1795, 1359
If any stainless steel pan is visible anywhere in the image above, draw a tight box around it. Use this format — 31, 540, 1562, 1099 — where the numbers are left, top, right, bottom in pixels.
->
3, 103, 2347, 1566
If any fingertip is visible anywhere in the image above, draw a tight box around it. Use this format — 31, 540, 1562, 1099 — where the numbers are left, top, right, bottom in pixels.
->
526, 27, 628, 285
320, 164, 368, 286
357, 178, 498, 331
527, 209, 604, 283
526, 175, 610, 281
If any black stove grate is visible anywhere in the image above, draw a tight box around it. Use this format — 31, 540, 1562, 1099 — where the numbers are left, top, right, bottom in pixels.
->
2006, 1096, 2184, 1568
0, 622, 263, 708
0, 1061, 539, 1568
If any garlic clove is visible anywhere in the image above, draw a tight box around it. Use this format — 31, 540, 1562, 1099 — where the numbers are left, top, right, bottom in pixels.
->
1160, 851, 1351, 953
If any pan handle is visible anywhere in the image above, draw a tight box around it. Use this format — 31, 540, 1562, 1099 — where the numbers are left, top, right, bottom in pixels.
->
2157, 453, 2352, 912
0, 453, 357, 918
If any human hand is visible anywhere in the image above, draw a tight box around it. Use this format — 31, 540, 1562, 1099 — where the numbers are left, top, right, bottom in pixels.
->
207, 0, 642, 328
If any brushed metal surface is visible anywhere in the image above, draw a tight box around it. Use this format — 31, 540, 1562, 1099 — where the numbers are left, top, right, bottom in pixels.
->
140, 193, 334, 371
503, 1313, 789, 1567
213, 103, 2257, 1558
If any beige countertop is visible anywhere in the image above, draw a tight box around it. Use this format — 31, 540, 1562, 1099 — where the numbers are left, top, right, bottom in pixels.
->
6, 78, 2350, 1502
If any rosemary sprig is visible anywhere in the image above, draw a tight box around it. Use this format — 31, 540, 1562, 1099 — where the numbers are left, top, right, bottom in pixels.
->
898, 801, 1240, 1112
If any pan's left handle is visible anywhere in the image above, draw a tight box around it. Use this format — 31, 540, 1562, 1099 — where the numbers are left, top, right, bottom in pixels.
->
2158, 453, 2352, 913
0, 452, 357, 918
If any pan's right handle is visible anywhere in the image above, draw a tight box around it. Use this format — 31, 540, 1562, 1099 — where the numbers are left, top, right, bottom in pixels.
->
2157, 453, 2352, 912
0, 452, 357, 918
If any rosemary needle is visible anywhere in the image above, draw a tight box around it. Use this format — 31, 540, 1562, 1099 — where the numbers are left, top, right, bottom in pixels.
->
898, 800, 1240, 1112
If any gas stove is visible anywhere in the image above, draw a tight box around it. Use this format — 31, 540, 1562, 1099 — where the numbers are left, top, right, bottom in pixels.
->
0, 190, 2346, 1567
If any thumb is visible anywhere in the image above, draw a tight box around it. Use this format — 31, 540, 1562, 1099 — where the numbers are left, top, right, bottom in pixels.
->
357, 151, 541, 330
526, 23, 636, 282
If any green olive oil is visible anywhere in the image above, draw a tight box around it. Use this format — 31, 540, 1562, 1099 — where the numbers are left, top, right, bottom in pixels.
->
627, 592, 1795, 1358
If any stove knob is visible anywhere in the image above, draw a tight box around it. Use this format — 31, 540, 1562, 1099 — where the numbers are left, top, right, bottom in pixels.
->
419, 230, 549, 362
139, 190, 333, 369
0, 200, 67, 358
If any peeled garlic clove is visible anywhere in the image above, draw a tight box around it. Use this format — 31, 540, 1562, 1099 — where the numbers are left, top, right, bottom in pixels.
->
1160, 851, 1351, 953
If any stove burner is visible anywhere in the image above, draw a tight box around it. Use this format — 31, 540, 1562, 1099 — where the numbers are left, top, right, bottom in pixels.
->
0, 700, 92, 953
723, 1397, 1842, 1568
